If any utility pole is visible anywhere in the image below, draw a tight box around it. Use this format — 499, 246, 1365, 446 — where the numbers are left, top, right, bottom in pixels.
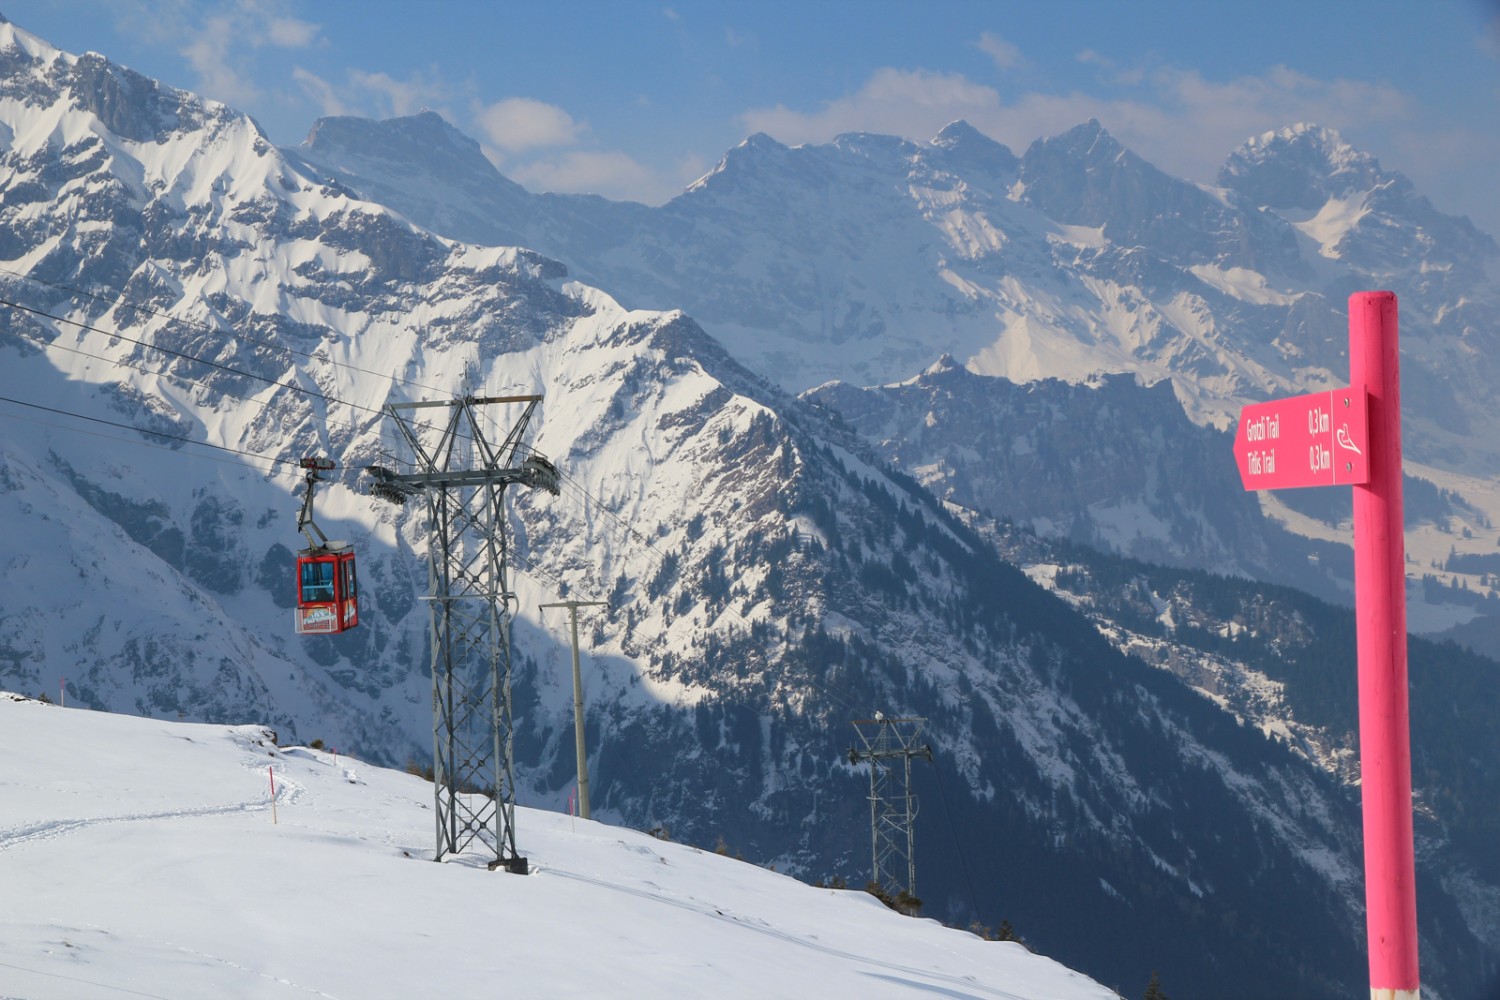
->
367, 394, 559, 872
539, 599, 608, 820
848, 713, 933, 909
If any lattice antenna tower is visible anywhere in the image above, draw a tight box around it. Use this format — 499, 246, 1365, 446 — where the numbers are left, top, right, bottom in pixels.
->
848, 713, 933, 905
367, 394, 560, 871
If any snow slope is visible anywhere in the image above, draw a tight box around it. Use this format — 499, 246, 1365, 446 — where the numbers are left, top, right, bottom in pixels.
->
0, 693, 1118, 1000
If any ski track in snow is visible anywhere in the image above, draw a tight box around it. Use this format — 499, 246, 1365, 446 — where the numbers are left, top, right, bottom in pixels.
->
0, 799, 267, 853
0, 752, 300, 854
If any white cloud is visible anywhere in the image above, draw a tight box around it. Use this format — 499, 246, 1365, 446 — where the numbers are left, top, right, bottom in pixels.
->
475, 98, 586, 153
267, 16, 319, 49
739, 68, 1003, 146
346, 69, 449, 119
1074, 48, 1145, 86
476, 99, 701, 205
508, 149, 658, 201
675, 151, 712, 188
285, 66, 450, 124
738, 61, 1416, 184
1110, 65, 1412, 179
103, 0, 325, 109
976, 31, 1023, 71
291, 67, 349, 117
732, 56, 1500, 234
179, 13, 261, 107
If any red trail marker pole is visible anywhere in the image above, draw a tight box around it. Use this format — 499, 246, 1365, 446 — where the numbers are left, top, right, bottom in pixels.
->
1349, 291, 1419, 1000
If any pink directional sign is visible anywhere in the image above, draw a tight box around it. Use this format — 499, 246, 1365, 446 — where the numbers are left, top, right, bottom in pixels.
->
1233, 386, 1369, 491
1230, 294, 1419, 997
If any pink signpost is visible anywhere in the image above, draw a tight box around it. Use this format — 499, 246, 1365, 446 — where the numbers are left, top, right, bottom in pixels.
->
1234, 291, 1419, 1000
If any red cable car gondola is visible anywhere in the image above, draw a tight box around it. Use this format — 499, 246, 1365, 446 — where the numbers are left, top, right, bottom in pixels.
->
294, 457, 359, 635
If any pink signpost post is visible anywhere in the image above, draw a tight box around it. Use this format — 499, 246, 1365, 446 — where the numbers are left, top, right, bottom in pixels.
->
1234, 291, 1419, 1000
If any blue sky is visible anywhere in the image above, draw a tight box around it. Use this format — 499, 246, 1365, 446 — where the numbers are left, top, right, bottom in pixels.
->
7, 1, 1500, 235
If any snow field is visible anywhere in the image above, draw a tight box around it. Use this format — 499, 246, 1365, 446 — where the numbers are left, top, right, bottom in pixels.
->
0, 695, 1117, 1000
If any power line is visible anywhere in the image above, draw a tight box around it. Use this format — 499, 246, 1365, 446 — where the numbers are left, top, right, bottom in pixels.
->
0, 400, 288, 476
0, 314, 382, 487
0, 296, 646, 583
0, 292, 379, 429
0, 278, 518, 476
3, 274, 730, 568
0, 265, 456, 399
0, 292, 566, 506
0, 392, 304, 472
1, 288, 656, 511
928, 748, 984, 921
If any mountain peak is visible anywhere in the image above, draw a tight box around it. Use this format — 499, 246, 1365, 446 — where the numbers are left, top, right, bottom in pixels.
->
933, 120, 986, 144
1017, 119, 1131, 188
930, 120, 1018, 175
923, 353, 964, 376
712, 131, 793, 171
741, 132, 788, 153
1017, 120, 1153, 214
1218, 122, 1387, 209
304, 110, 485, 163
0, 15, 63, 64
1045, 118, 1121, 159
687, 131, 796, 194
297, 110, 526, 209
1, 18, 229, 145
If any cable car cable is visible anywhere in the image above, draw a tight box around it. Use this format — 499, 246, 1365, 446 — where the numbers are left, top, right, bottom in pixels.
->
0, 400, 291, 476
1, 296, 648, 563
0, 287, 491, 460
0, 265, 457, 399
0, 391, 305, 471
3, 269, 594, 462
2, 273, 668, 533
0, 295, 484, 489
0, 292, 361, 417
6, 319, 292, 415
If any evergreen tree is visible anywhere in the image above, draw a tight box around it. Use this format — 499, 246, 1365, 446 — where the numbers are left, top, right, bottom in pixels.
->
1143, 971, 1169, 1000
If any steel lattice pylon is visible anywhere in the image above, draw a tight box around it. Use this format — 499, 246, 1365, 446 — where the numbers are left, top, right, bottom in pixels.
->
848, 713, 933, 905
367, 394, 559, 870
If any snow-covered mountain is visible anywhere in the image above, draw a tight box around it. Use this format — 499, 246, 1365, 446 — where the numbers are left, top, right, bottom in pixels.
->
0, 692, 1121, 1000
295, 108, 1500, 472
293, 101, 1500, 637
1, 15, 1498, 999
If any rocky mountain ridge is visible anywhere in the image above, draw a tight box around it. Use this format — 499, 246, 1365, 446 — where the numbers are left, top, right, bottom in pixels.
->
296, 108, 1498, 463
294, 103, 1500, 633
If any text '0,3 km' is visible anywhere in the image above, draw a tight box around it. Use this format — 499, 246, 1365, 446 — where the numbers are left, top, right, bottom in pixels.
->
1233, 386, 1370, 491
